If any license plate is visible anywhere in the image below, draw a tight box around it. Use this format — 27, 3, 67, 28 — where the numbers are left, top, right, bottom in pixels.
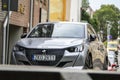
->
32, 55, 56, 61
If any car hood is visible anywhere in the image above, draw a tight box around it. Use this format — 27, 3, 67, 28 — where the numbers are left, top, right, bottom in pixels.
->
16, 38, 84, 49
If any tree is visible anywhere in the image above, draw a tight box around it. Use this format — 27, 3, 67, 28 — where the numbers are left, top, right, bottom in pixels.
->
81, 0, 99, 33
81, 8, 99, 33
93, 4, 120, 40
82, 0, 89, 9
81, 0, 90, 22
81, 9, 90, 23
90, 17, 99, 32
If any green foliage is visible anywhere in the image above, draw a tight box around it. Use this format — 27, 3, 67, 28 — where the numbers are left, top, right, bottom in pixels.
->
81, 8, 99, 33
81, 9, 90, 22
103, 40, 107, 48
93, 4, 120, 40
90, 17, 99, 32
82, 0, 89, 9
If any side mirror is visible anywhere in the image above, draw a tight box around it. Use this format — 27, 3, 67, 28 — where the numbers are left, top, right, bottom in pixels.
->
21, 33, 27, 38
90, 34, 96, 41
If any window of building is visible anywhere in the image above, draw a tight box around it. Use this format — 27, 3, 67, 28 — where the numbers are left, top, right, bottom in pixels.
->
23, 27, 28, 33
40, 0, 42, 3
39, 8, 42, 22
43, 0, 46, 6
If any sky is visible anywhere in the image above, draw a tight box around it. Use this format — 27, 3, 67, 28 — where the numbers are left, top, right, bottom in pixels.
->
89, 0, 120, 11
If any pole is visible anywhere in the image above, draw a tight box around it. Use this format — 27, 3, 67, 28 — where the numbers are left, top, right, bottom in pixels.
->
47, 0, 50, 22
107, 21, 112, 50
107, 21, 112, 41
118, 27, 119, 37
6, 0, 10, 64
3, 15, 8, 64
118, 21, 120, 39
118, 21, 120, 44
29, 0, 33, 31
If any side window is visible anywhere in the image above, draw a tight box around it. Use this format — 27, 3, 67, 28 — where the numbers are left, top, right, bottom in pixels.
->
87, 26, 91, 40
87, 24, 98, 41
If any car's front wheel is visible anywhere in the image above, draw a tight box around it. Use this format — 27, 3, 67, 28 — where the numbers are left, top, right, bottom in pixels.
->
103, 56, 108, 70
83, 52, 93, 69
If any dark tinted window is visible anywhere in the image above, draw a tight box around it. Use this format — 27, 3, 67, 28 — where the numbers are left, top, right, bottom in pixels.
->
28, 24, 54, 38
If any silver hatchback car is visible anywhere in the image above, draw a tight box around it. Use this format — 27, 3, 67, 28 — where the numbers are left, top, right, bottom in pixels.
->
11, 22, 108, 70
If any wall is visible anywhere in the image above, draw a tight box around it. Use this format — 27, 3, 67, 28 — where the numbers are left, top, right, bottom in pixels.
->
65, 0, 71, 21
33, 0, 48, 26
10, 0, 30, 27
33, 0, 40, 26
49, 0, 66, 21
49, 0, 82, 22
8, 25, 23, 63
69, 0, 82, 22
0, 0, 49, 64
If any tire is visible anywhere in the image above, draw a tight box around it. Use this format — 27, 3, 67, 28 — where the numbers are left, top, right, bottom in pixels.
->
83, 53, 93, 69
103, 56, 108, 70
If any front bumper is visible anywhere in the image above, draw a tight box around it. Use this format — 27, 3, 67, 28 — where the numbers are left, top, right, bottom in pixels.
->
11, 50, 84, 67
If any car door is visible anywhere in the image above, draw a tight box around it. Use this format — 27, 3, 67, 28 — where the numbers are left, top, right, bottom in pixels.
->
87, 24, 105, 64
98, 34, 107, 55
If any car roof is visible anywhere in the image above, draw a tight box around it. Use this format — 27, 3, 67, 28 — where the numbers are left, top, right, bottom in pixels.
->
37, 21, 88, 25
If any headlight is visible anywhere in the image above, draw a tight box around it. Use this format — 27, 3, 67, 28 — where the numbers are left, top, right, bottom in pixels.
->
66, 45, 84, 52
13, 45, 25, 52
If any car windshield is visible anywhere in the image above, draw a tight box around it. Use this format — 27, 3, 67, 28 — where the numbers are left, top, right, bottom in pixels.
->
28, 23, 85, 38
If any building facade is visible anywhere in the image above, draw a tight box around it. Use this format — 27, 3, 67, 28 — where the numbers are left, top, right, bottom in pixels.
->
0, 0, 49, 64
49, 0, 82, 22
33, 0, 49, 25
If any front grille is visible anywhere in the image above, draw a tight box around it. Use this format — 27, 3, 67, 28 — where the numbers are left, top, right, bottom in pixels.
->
25, 49, 65, 66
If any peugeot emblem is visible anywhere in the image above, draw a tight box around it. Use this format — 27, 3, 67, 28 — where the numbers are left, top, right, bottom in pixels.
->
42, 49, 46, 54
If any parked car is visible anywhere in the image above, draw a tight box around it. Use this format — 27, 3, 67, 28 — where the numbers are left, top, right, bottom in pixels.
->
11, 22, 108, 70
